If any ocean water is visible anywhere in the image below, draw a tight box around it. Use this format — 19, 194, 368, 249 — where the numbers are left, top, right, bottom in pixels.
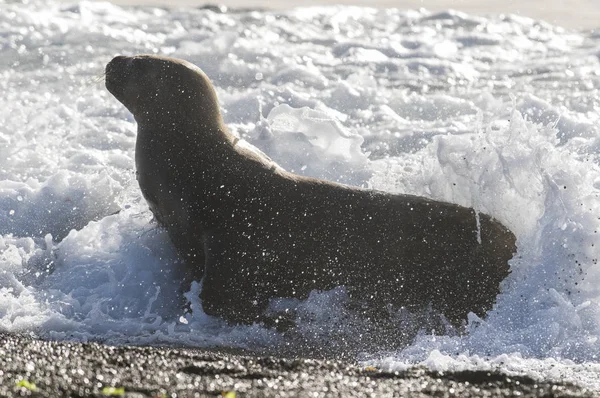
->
2, 0, 600, 389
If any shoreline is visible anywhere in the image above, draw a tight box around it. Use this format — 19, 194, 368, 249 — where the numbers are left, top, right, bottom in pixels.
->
0, 332, 594, 397
60, 0, 600, 29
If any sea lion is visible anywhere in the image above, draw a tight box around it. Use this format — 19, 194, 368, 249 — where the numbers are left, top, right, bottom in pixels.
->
105, 54, 516, 327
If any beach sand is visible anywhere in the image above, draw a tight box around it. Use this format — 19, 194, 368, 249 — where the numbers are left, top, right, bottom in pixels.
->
0, 333, 593, 398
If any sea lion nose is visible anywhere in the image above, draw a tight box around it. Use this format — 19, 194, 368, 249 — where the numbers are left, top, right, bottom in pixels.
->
106, 55, 132, 75
105, 55, 134, 99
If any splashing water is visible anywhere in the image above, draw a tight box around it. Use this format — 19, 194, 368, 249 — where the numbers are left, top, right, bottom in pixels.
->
2, 0, 600, 389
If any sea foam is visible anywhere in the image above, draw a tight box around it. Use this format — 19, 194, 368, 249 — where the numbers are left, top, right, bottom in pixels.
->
2, 0, 600, 389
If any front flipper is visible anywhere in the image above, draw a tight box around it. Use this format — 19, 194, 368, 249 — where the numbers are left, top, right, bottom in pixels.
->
201, 263, 269, 324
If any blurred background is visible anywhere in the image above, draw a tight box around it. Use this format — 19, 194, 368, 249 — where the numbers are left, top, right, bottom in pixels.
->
83, 0, 600, 29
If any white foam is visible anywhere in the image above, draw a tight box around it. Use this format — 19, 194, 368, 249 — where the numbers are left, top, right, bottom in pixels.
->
2, 0, 600, 389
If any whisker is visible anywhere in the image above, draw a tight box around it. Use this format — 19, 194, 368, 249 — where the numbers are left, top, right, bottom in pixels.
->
76, 72, 106, 96
81, 71, 106, 88
93, 72, 107, 84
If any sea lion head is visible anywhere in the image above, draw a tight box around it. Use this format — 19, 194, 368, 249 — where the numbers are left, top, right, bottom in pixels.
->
105, 55, 225, 130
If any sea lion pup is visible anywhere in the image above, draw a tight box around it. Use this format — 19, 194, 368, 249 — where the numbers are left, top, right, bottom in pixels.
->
105, 54, 516, 328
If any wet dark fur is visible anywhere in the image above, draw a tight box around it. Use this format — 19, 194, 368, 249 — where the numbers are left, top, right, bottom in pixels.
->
105, 55, 516, 327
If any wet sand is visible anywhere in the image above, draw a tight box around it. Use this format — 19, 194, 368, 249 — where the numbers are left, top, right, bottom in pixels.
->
0, 333, 593, 397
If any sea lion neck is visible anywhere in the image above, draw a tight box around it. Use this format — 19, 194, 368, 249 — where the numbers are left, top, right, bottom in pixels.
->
135, 114, 236, 155
135, 111, 231, 146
